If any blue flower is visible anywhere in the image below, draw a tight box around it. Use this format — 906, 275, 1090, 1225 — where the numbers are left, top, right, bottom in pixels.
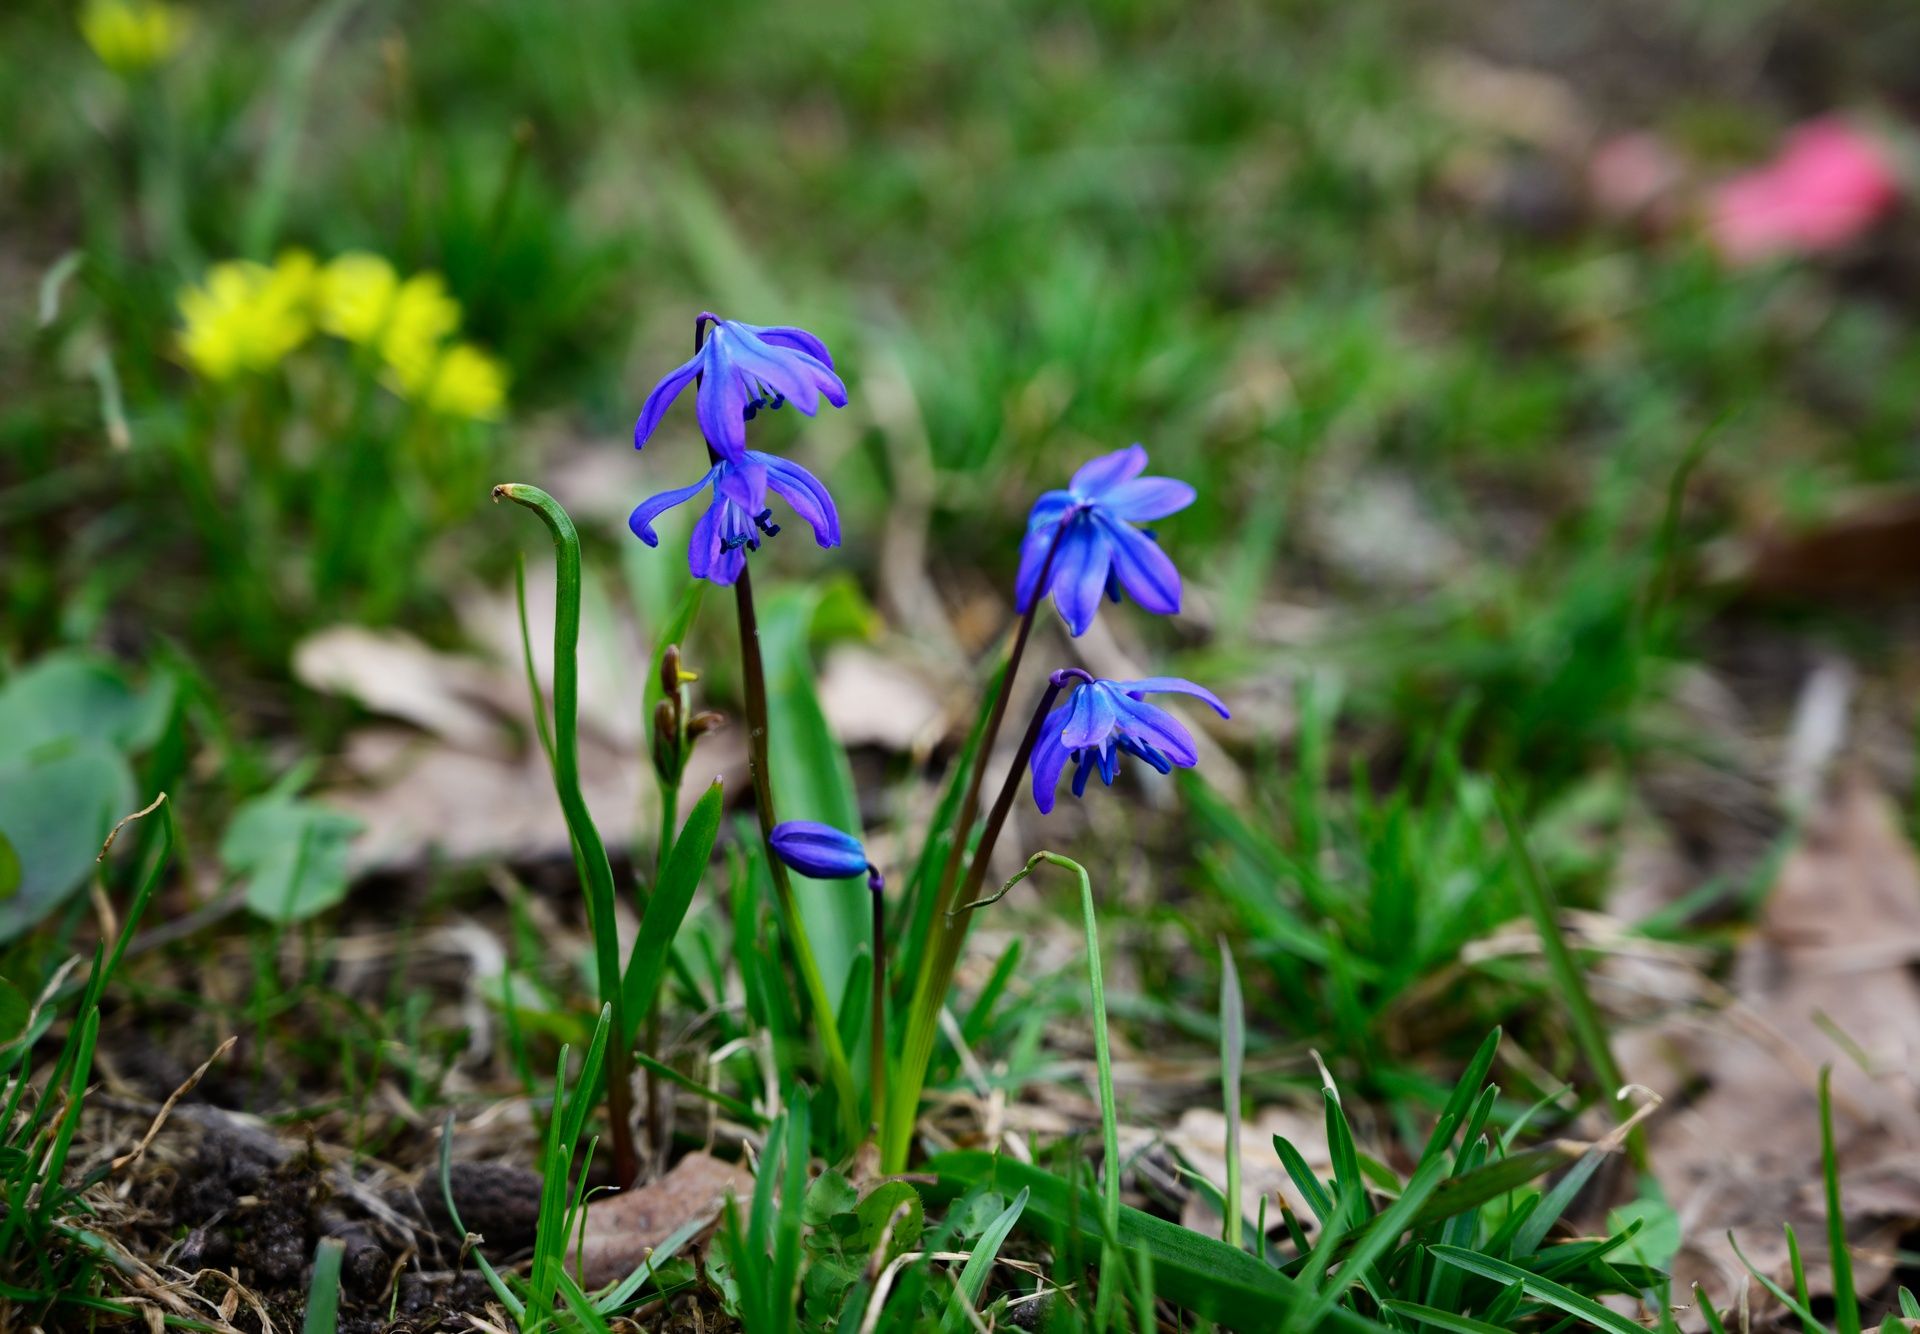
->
770, 820, 883, 891
1029, 672, 1229, 814
1015, 444, 1195, 637
628, 451, 840, 587
633, 315, 848, 463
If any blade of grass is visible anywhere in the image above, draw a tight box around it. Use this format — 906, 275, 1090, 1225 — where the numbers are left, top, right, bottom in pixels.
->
436, 1112, 523, 1317
1494, 781, 1642, 1169
1820, 1067, 1861, 1334
628, 1050, 765, 1127
1379, 1301, 1514, 1334
1292, 1151, 1450, 1332
302, 1238, 345, 1334
940, 1186, 1029, 1334
1728, 1230, 1833, 1334
1221, 936, 1245, 1251
1428, 1245, 1648, 1334
923, 1151, 1391, 1332
1788, 1221, 1817, 1334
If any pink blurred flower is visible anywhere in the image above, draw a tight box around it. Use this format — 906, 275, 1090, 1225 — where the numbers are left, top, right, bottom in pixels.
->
1709, 118, 1901, 265
1589, 131, 1688, 230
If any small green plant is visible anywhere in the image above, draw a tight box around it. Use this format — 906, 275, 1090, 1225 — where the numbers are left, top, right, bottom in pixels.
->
0, 793, 171, 1319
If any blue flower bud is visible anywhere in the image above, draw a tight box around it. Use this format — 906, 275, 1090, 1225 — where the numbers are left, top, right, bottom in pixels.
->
769, 820, 880, 888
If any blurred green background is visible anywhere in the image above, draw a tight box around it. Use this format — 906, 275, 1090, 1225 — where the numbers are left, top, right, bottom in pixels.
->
8, 0, 1917, 680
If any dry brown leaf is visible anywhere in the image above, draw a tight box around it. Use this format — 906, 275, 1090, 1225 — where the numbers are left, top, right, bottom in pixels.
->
324, 725, 746, 874
575, 1151, 752, 1289
1643, 774, 1920, 1315
1168, 1105, 1330, 1236
818, 645, 944, 751
294, 626, 509, 752
1421, 50, 1593, 156
1731, 489, 1920, 602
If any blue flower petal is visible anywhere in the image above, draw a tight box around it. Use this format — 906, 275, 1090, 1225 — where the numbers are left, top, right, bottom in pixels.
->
1112, 693, 1198, 768
1101, 476, 1196, 523
1071, 751, 1098, 798
1096, 512, 1182, 616
694, 353, 752, 461
1058, 681, 1119, 751
755, 451, 841, 547
717, 459, 769, 514
1050, 521, 1111, 638
1117, 676, 1231, 719
634, 354, 701, 451
743, 323, 836, 369
1070, 444, 1148, 498
1024, 489, 1076, 535
1014, 524, 1060, 613
628, 466, 720, 546
1029, 702, 1075, 814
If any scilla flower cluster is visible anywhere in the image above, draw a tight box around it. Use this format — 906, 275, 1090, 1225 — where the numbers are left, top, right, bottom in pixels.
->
627, 312, 1227, 1168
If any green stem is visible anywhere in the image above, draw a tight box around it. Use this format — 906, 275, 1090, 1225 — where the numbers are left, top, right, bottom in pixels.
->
645, 777, 676, 1167
883, 677, 1065, 1171
494, 483, 638, 1189
870, 884, 886, 1135
929, 528, 1065, 939
732, 562, 862, 1146
977, 851, 1123, 1320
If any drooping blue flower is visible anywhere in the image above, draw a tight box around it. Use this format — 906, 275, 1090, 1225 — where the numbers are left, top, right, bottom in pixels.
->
1029, 671, 1229, 814
770, 820, 883, 891
628, 451, 839, 587
633, 315, 848, 463
1015, 444, 1196, 638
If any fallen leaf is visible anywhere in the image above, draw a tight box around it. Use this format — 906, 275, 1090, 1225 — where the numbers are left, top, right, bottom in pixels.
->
817, 645, 943, 751
1168, 1105, 1331, 1236
1421, 50, 1592, 156
575, 1151, 752, 1289
1642, 774, 1920, 1315
323, 724, 745, 874
293, 626, 506, 752
1729, 488, 1920, 603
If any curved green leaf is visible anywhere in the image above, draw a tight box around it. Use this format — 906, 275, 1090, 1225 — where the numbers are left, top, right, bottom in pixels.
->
0, 741, 135, 941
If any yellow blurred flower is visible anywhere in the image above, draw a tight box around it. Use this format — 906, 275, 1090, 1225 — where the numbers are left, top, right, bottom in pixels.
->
381, 273, 462, 368
315, 252, 400, 345
80, 0, 188, 74
176, 251, 316, 381
387, 341, 508, 421
318, 253, 462, 371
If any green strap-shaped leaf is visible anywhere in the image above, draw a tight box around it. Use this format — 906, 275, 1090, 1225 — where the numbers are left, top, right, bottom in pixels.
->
941, 1187, 1029, 1333
758, 581, 871, 1013
620, 780, 724, 1047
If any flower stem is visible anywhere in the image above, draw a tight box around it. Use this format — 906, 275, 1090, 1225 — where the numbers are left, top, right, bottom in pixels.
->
646, 781, 673, 1170
883, 676, 1065, 1171
870, 883, 886, 1135
931, 528, 1066, 926
731, 562, 863, 1147
493, 483, 637, 1189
